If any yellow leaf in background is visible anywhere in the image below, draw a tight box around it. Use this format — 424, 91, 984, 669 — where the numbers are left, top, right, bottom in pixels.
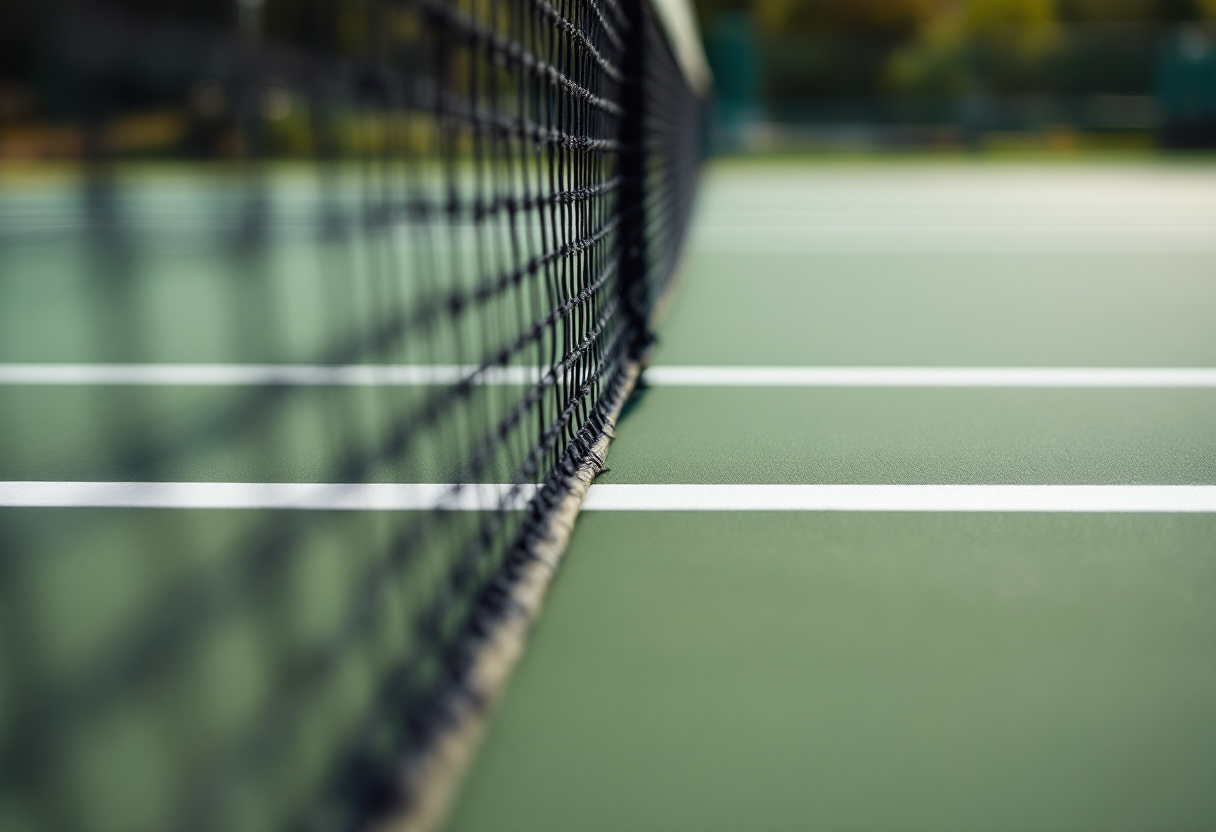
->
963, 0, 1057, 28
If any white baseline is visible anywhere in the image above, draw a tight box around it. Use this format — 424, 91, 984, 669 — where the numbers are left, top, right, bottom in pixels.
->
3, 364, 1216, 388
2, 483, 1215, 513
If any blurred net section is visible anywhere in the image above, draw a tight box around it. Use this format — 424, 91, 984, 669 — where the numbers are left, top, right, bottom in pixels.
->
0, 0, 701, 830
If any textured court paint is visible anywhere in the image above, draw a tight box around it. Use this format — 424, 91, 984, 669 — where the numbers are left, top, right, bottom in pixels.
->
0, 386, 529, 483
687, 164, 1216, 253
446, 163, 1216, 831
653, 252, 1216, 368
447, 513, 1216, 832
669, 170, 1216, 369
0, 504, 477, 812
0, 230, 520, 366
601, 387, 1216, 486
4, 387, 1213, 485
7, 172, 1216, 371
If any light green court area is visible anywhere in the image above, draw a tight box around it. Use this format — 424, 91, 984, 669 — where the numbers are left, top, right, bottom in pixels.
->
657, 251, 1216, 367
0, 384, 534, 483
0, 168, 569, 367
446, 162, 1216, 831
602, 387, 1216, 485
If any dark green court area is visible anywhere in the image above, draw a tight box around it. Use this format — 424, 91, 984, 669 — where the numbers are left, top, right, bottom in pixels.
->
3, 161, 1215, 832
446, 162, 1216, 831
450, 512, 1216, 832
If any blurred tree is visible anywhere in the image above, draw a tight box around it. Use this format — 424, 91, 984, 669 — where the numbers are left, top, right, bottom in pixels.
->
695, 0, 1216, 37
886, 0, 1060, 96
692, 0, 1216, 113
749, 0, 941, 38
964, 0, 1058, 29
964, 0, 1060, 54
1058, 0, 1164, 21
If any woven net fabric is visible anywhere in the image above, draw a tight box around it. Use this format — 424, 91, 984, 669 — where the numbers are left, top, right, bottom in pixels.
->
0, 0, 701, 829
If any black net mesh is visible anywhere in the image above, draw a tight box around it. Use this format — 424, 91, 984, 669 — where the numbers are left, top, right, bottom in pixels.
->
0, 0, 701, 829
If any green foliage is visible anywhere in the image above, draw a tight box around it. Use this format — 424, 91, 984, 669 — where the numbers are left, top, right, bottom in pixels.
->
749, 0, 940, 38
887, 0, 1062, 96
695, 0, 1216, 37
1057, 0, 1206, 21
695, 0, 1216, 101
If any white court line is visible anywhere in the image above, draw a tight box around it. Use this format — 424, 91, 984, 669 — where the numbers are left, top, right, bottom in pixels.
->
0, 364, 540, 386
3, 364, 1216, 388
582, 485, 1216, 512
643, 367, 1216, 388
687, 228, 1216, 254
0, 482, 540, 511
2, 482, 1214, 513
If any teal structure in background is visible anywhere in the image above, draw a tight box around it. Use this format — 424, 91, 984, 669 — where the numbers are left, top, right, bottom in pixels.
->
703, 11, 761, 148
1157, 26, 1216, 147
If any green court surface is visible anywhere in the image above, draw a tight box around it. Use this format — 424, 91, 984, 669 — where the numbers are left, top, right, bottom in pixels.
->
3, 161, 1216, 832
445, 162, 1216, 832
448, 513, 1216, 832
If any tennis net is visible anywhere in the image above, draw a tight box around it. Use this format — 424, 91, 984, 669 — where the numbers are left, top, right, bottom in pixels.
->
0, 0, 705, 829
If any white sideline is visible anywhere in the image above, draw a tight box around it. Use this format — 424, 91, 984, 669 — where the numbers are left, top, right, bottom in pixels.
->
3, 364, 1216, 388
2, 482, 1215, 513
643, 366, 1216, 388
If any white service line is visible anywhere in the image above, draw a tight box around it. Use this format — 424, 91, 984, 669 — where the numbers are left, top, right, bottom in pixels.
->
643, 366, 1216, 388
3, 364, 1216, 388
0, 364, 540, 386
2, 482, 1214, 513
0, 482, 538, 511
687, 228, 1216, 254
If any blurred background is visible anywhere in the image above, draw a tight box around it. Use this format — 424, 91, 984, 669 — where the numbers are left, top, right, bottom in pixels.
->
4, 0, 1216, 161
697, 0, 1216, 153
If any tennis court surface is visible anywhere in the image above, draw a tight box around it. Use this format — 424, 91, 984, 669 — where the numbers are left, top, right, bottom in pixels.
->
445, 161, 1216, 832
4, 1, 1216, 829
4, 161, 1216, 832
